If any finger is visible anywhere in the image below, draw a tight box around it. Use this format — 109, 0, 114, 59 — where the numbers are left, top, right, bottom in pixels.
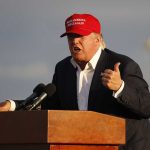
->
102, 78, 111, 88
114, 62, 121, 72
101, 73, 112, 80
103, 69, 114, 74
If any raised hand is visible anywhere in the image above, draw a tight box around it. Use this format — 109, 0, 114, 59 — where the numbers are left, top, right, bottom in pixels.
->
101, 62, 123, 92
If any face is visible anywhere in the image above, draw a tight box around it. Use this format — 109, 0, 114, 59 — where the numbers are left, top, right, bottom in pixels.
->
67, 33, 100, 68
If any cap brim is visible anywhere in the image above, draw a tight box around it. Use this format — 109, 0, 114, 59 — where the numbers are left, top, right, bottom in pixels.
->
60, 29, 92, 38
60, 32, 67, 38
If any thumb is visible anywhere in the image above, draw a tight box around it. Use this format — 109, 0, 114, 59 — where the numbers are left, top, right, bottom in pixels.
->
114, 62, 121, 72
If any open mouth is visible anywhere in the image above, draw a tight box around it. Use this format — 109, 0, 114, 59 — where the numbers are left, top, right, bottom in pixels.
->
73, 47, 81, 52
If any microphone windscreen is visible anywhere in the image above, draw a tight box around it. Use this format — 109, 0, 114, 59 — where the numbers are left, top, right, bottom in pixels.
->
44, 83, 56, 97
33, 83, 46, 95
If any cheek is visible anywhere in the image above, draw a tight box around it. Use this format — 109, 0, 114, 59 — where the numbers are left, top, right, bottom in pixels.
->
83, 41, 94, 52
83, 43, 97, 58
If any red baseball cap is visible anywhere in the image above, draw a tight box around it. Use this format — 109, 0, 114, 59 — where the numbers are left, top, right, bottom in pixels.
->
60, 14, 101, 37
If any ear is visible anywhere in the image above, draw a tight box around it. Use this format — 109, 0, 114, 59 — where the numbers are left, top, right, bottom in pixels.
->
95, 33, 101, 43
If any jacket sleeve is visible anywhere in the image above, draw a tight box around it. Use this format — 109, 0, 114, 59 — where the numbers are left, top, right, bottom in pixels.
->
116, 60, 150, 118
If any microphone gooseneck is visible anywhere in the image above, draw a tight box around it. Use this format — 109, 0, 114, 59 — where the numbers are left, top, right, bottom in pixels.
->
16, 83, 45, 110
26, 83, 56, 110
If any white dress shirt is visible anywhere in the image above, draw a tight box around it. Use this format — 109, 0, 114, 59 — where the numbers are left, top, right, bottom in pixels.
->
71, 47, 124, 110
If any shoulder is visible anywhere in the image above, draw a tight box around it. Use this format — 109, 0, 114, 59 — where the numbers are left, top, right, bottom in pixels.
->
103, 48, 142, 74
55, 56, 73, 70
104, 48, 138, 66
104, 48, 132, 61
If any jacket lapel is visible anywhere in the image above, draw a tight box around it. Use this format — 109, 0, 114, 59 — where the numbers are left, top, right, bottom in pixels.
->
88, 49, 112, 109
64, 63, 78, 109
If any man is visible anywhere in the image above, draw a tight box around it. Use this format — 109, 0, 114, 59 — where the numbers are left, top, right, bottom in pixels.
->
1, 13, 150, 150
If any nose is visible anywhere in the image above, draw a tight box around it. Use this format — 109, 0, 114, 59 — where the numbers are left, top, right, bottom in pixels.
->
72, 37, 80, 45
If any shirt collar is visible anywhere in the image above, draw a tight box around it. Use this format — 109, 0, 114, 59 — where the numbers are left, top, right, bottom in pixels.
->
71, 46, 102, 70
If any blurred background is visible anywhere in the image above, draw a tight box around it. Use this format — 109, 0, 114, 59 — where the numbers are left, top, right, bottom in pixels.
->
0, 0, 150, 101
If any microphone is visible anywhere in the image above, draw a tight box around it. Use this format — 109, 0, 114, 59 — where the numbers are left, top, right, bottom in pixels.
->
16, 83, 46, 110
26, 83, 56, 110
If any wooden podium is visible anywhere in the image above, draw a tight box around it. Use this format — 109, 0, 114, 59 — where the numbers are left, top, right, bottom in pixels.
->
0, 110, 125, 150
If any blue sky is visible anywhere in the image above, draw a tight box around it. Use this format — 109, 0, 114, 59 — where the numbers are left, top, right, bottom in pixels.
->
0, 0, 150, 101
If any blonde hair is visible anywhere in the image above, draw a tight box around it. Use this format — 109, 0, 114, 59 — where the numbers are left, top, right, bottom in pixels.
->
100, 34, 106, 50
93, 33, 106, 50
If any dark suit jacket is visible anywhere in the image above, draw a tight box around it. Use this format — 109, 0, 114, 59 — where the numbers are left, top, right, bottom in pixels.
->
40, 48, 150, 150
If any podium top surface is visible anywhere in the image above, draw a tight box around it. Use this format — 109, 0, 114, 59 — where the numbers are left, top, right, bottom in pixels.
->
0, 110, 125, 145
